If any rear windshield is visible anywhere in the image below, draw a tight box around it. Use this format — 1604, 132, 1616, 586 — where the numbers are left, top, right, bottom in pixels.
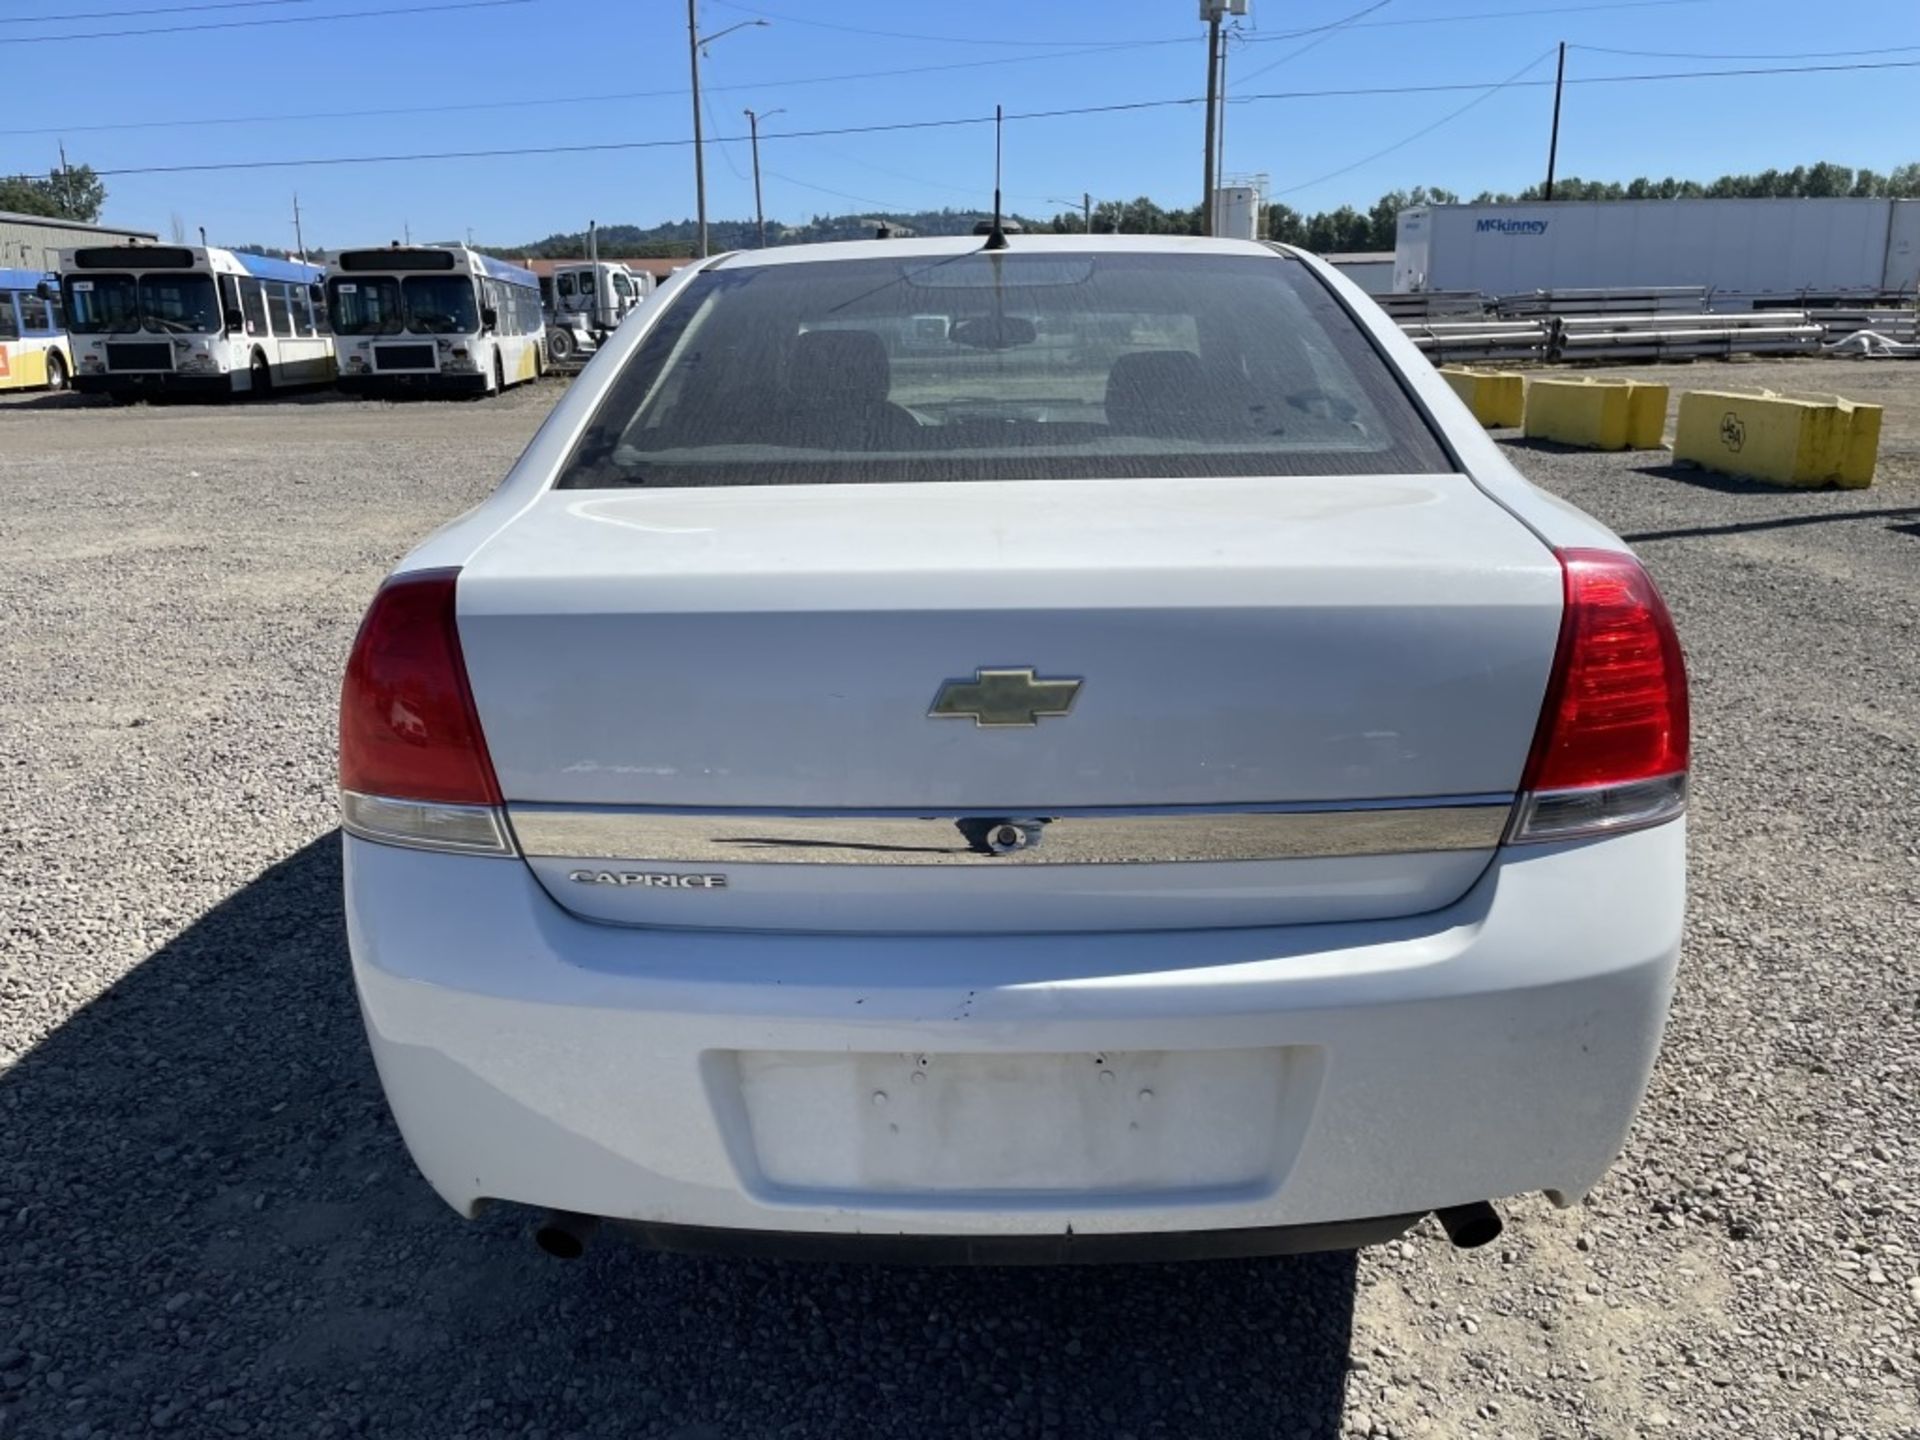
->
554, 250, 1450, 489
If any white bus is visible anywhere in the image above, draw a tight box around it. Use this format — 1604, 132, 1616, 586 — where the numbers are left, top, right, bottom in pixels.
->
0, 268, 72, 393
57, 244, 334, 400
327, 246, 544, 397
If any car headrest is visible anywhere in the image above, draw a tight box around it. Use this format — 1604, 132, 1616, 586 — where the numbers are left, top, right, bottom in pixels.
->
792, 329, 893, 407
1104, 350, 1209, 434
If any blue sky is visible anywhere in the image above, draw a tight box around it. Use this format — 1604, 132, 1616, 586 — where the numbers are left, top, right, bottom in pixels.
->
5, 0, 1917, 250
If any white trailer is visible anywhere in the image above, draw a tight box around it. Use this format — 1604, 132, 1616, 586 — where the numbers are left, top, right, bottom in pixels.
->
1394, 198, 1920, 303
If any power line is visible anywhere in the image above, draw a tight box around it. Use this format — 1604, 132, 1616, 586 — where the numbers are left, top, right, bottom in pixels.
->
1570, 40, 1920, 60
6, 0, 530, 42
30, 56, 1920, 181
1273, 49, 1558, 196
1230, 0, 1395, 88
705, 0, 1177, 48
0, 0, 330, 23
759, 168, 912, 212
709, 0, 1619, 50
1319, 0, 1715, 28
0, 35, 1183, 136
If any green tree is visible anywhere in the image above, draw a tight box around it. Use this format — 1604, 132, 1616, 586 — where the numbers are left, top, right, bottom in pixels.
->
0, 164, 107, 223
1267, 203, 1307, 245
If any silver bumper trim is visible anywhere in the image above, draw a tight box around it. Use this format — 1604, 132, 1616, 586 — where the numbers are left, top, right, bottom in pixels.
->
506, 797, 1514, 867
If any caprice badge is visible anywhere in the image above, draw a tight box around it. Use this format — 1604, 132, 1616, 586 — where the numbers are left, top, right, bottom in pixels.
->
929, 668, 1083, 728
569, 871, 728, 889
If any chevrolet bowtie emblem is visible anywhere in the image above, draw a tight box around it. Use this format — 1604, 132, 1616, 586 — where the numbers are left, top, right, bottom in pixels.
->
929, 668, 1083, 728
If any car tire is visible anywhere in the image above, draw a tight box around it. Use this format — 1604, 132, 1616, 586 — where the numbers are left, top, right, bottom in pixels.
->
45, 352, 69, 393
249, 351, 272, 399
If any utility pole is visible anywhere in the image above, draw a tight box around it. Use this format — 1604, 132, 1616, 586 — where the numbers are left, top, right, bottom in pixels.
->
1201, 8, 1222, 234
292, 192, 306, 261
1215, 36, 1229, 213
687, 8, 769, 259
1545, 41, 1566, 201
688, 0, 707, 259
56, 139, 71, 216
403, 221, 411, 244
745, 107, 784, 248
1082, 192, 1092, 233
747, 109, 765, 248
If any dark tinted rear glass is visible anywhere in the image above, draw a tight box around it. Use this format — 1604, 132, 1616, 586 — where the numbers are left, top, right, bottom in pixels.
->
555, 250, 1450, 489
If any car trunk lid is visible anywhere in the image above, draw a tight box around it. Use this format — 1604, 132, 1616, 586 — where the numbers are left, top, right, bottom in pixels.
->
457, 474, 1561, 932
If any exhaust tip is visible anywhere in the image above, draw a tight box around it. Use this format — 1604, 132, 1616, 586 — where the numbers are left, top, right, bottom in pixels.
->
533, 1211, 598, 1259
1434, 1201, 1503, 1250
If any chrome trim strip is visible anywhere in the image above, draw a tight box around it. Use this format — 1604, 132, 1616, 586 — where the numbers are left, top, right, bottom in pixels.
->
1507, 773, 1687, 844
507, 797, 1513, 867
341, 790, 518, 856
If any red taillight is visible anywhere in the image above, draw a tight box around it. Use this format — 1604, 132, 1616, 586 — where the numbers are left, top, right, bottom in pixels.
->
340, 568, 502, 806
1521, 548, 1690, 793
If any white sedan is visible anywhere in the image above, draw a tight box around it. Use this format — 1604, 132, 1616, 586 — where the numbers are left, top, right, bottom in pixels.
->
341, 235, 1688, 1263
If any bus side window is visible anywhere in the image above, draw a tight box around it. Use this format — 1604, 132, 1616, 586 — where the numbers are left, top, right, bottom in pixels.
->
291, 286, 315, 337
18, 291, 53, 334
265, 283, 291, 337
219, 275, 241, 330
309, 285, 329, 334
0, 294, 20, 342
239, 279, 268, 336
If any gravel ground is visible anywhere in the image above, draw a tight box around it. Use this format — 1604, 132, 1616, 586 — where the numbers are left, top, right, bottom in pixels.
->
1, 360, 1916, 1440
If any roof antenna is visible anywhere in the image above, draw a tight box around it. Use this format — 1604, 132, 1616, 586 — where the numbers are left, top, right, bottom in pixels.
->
982, 103, 1010, 251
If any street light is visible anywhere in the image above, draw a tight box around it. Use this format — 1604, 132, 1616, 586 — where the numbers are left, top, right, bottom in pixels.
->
687, 5, 769, 259
744, 107, 785, 249
1048, 193, 1093, 233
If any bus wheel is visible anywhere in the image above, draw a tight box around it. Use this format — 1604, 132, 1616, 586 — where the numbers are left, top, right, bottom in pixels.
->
45, 353, 69, 393
249, 351, 273, 399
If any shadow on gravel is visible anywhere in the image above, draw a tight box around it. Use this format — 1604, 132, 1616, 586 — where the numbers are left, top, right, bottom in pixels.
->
0, 388, 351, 411
1620, 503, 1920, 544
1623, 460, 1812, 496
0, 835, 1358, 1440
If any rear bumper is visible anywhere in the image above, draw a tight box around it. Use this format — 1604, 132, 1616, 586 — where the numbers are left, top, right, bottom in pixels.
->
345, 821, 1683, 1245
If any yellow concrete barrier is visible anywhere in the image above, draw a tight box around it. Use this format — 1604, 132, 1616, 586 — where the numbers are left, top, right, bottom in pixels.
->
1523, 377, 1668, 451
1439, 367, 1526, 428
1673, 389, 1882, 489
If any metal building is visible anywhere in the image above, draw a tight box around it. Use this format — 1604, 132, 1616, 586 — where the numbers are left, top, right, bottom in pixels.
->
0, 210, 158, 274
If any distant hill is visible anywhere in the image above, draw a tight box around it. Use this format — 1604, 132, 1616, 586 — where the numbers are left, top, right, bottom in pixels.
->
496, 208, 1040, 259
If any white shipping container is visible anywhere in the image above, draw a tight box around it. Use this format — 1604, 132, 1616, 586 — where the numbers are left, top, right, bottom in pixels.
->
1393, 199, 1920, 300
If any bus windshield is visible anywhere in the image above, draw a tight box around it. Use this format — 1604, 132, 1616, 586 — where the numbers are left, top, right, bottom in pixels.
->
63, 273, 219, 334
63, 273, 141, 333
402, 276, 479, 334
327, 276, 404, 335
139, 274, 220, 333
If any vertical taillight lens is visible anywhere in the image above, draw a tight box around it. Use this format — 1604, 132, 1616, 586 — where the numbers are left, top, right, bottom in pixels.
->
1510, 549, 1690, 843
339, 568, 513, 855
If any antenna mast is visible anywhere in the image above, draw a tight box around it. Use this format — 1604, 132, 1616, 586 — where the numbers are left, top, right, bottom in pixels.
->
983, 104, 1010, 251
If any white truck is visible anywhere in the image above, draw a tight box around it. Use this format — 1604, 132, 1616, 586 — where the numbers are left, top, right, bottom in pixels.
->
1394, 198, 1920, 305
541, 261, 652, 363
